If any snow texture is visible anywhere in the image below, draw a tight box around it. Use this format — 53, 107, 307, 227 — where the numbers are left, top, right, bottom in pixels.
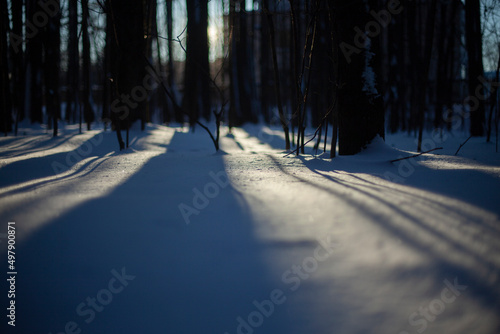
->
0, 123, 499, 334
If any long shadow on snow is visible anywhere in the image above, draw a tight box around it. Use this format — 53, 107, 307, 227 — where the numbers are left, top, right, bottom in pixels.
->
241, 125, 291, 152
0, 130, 292, 334
268, 154, 500, 329
0, 132, 75, 158
302, 155, 500, 231
0, 132, 117, 188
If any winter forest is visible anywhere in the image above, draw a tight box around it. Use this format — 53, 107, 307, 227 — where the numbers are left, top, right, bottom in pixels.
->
1, 0, 500, 333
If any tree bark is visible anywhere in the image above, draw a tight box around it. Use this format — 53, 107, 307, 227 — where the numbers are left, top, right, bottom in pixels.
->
26, 0, 44, 124
327, 1, 338, 158
417, 0, 437, 152
466, 0, 486, 136
166, 0, 181, 123
82, 0, 94, 131
43, 0, 61, 137
336, 0, 384, 155
66, 0, 79, 123
10, 0, 24, 132
486, 45, 500, 142
262, 0, 290, 150
0, 0, 12, 134
108, 0, 146, 149
229, 3, 255, 127
182, 0, 210, 125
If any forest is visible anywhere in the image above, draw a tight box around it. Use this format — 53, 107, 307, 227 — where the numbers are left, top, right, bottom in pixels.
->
1, 0, 498, 155
1, 1, 500, 334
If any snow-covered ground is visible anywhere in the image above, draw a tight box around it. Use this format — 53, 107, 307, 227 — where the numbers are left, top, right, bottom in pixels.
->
1, 123, 499, 334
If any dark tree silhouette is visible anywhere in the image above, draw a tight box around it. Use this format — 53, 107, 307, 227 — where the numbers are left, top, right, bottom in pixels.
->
0, 0, 497, 157
65, 0, 79, 123
42, 0, 61, 137
82, 0, 94, 131
466, 0, 486, 136
26, 0, 44, 124
108, 0, 147, 149
182, 0, 211, 124
335, 0, 384, 155
10, 0, 24, 134
0, 0, 12, 134
229, 0, 255, 127
166, 0, 181, 123
262, 0, 291, 150
416, 0, 437, 152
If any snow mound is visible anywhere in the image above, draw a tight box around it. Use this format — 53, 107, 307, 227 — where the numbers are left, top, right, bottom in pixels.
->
355, 135, 406, 161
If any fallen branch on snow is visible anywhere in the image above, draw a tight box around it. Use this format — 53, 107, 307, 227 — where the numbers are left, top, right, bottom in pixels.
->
454, 136, 472, 156
389, 147, 443, 163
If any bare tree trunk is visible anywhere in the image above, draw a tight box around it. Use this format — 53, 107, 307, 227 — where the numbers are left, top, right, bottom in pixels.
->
229, 3, 254, 126
82, 0, 94, 131
444, 0, 458, 131
327, 1, 338, 158
152, 1, 168, 124
297, 5, 318, 155
10, 0, 24, 134
335, 0, 384, 155
262, 0, 290, 150
289, 0, 301, 148
259, 7, 271, 123
486, 45, 500, 142
228, 0, 237, 129
43, 0, 61, 137
417, 0, 437, 152
434, 2, 448, 130
182, 0, 210, 126
26, 0, 44, 124
66, 0, 79, 123
102, 0, 111, 131
108, 0, 145, 150
0, 0, 12, 134
466, 0, 486, 136
143, 0, 156, 130
236, 11, 254, 123
166, 0, 180, 123
407, 0, 419, 134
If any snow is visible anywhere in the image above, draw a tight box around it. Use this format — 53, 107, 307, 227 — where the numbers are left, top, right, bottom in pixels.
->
1, 123, 499, 333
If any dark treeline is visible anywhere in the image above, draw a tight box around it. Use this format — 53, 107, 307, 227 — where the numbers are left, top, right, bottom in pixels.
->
0, 0, 499, 155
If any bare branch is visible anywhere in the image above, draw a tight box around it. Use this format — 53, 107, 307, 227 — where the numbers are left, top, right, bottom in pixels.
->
390, 147, 443, 163
454, 136, 472, 156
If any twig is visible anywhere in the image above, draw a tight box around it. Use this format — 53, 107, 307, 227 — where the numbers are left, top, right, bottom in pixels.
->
390, 147, 443, 163
263, 0, 290, 150
454, 136, 472, 156
283, 103, 334, 158
142, 55, 220, 151
283, 124, 322, 157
